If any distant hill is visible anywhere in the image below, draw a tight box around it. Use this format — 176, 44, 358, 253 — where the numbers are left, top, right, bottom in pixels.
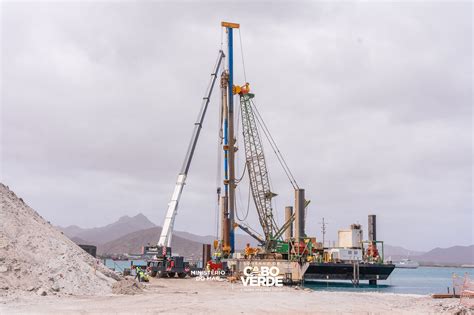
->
97, 226, 203, 258
384, 245, 425, 260
98, 227, 259, 258
415, 245, 474, 265
59, 212, 258, 250
380, 245, 473, 266
57, 213, 156, 245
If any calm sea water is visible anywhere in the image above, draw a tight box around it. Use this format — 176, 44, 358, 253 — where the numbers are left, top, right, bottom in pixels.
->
304, 267, 472, 295
104, 259, 471, 295
104, 259, 146, 272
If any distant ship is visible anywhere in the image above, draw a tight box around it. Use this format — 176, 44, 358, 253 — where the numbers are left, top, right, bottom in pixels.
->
395, 258, 419, 269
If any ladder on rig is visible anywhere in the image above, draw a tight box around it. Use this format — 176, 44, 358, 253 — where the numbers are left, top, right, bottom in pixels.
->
239, 93, 278, 248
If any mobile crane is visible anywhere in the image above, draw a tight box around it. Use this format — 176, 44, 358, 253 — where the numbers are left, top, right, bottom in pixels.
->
144, 50, 225, 278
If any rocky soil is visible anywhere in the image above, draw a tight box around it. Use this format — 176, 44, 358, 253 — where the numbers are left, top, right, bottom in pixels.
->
0, 183, 120, 298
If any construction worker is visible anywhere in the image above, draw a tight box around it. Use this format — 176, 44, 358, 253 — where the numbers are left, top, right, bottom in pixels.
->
141, 271, 149, 282
139, 269, 146, 282
135, 266, 142, 282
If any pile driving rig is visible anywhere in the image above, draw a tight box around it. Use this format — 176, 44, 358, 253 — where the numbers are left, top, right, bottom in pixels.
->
146, 21, 394, 284
213, 22, 394, 285
206, 22, 317, 283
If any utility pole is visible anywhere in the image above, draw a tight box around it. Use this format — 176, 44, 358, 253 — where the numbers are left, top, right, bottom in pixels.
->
320, 217, 328, 248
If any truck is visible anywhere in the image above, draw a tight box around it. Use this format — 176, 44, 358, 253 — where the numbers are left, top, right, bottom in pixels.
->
144, 245, 190, 278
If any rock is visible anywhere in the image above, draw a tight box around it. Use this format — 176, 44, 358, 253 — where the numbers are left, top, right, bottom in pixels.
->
51, 284, 60, 292
0, 285, 9, 290
36, 288, 47, 296
0, 265, 8, 273
26, 286, 36, 291
112, 279, 143, 295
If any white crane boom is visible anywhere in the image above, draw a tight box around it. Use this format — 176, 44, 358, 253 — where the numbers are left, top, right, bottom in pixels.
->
158, 51, 225, 247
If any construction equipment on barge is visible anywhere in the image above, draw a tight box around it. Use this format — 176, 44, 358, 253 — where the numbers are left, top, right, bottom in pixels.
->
214, 21, 394, 285
149, 21, 394, 284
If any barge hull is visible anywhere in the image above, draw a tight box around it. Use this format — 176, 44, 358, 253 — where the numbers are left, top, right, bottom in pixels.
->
304, 262, 395, 281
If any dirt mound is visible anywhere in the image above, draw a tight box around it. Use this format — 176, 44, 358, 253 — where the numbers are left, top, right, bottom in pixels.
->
112, 279, 144, 295
0, 183, 121, 298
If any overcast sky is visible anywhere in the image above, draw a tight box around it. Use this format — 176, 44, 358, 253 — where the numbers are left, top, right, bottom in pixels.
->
1, 1, 472, 251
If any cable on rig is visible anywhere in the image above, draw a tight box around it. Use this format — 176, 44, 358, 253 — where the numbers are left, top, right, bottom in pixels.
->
236, 29, 299, 191
250, 98, 299, 190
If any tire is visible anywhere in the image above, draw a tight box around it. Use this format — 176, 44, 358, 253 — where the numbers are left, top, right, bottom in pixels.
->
178, 272, 186, 278
157, 270, 167, 278
168, 272, 177, 278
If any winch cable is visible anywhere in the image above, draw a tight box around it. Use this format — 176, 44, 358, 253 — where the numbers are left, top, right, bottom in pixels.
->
234, 113, 250, 221
233, 84, 250, 222
215, 114, 222, 239
235, 162, 247, 183
220, 27, 224, 53
214, 54, 225, 240
235, 30, 267, 234
267, 171, 280, 229
234, 90, 244, 183
238, 28, 248, 83
250, 99, 299, 190
252, 101, 298, 190
235, 181, 250, 222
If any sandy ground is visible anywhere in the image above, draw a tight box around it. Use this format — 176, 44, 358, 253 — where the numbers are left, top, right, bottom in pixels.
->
0, 277, 469, 314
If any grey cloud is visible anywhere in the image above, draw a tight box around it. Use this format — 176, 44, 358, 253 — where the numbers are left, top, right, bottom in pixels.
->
1, 1, 471, 251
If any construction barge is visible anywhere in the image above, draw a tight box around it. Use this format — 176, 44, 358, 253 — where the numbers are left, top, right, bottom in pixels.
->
223, 214, 395, 285
304, 216, 395, 284
146, 21, 394, 286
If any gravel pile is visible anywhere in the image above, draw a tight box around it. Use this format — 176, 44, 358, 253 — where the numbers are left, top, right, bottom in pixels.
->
112, 279, 144, 295
0, 183, 120, 297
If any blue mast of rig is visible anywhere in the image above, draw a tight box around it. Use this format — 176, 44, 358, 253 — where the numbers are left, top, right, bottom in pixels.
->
222, 21, 239, 254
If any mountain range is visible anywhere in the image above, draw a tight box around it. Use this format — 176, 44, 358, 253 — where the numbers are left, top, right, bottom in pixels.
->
57, 213, 473, 265
98, 226, 203, 258
58, 213, 156, 244
57, 213, 259, 257
414, 245, 474, 265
